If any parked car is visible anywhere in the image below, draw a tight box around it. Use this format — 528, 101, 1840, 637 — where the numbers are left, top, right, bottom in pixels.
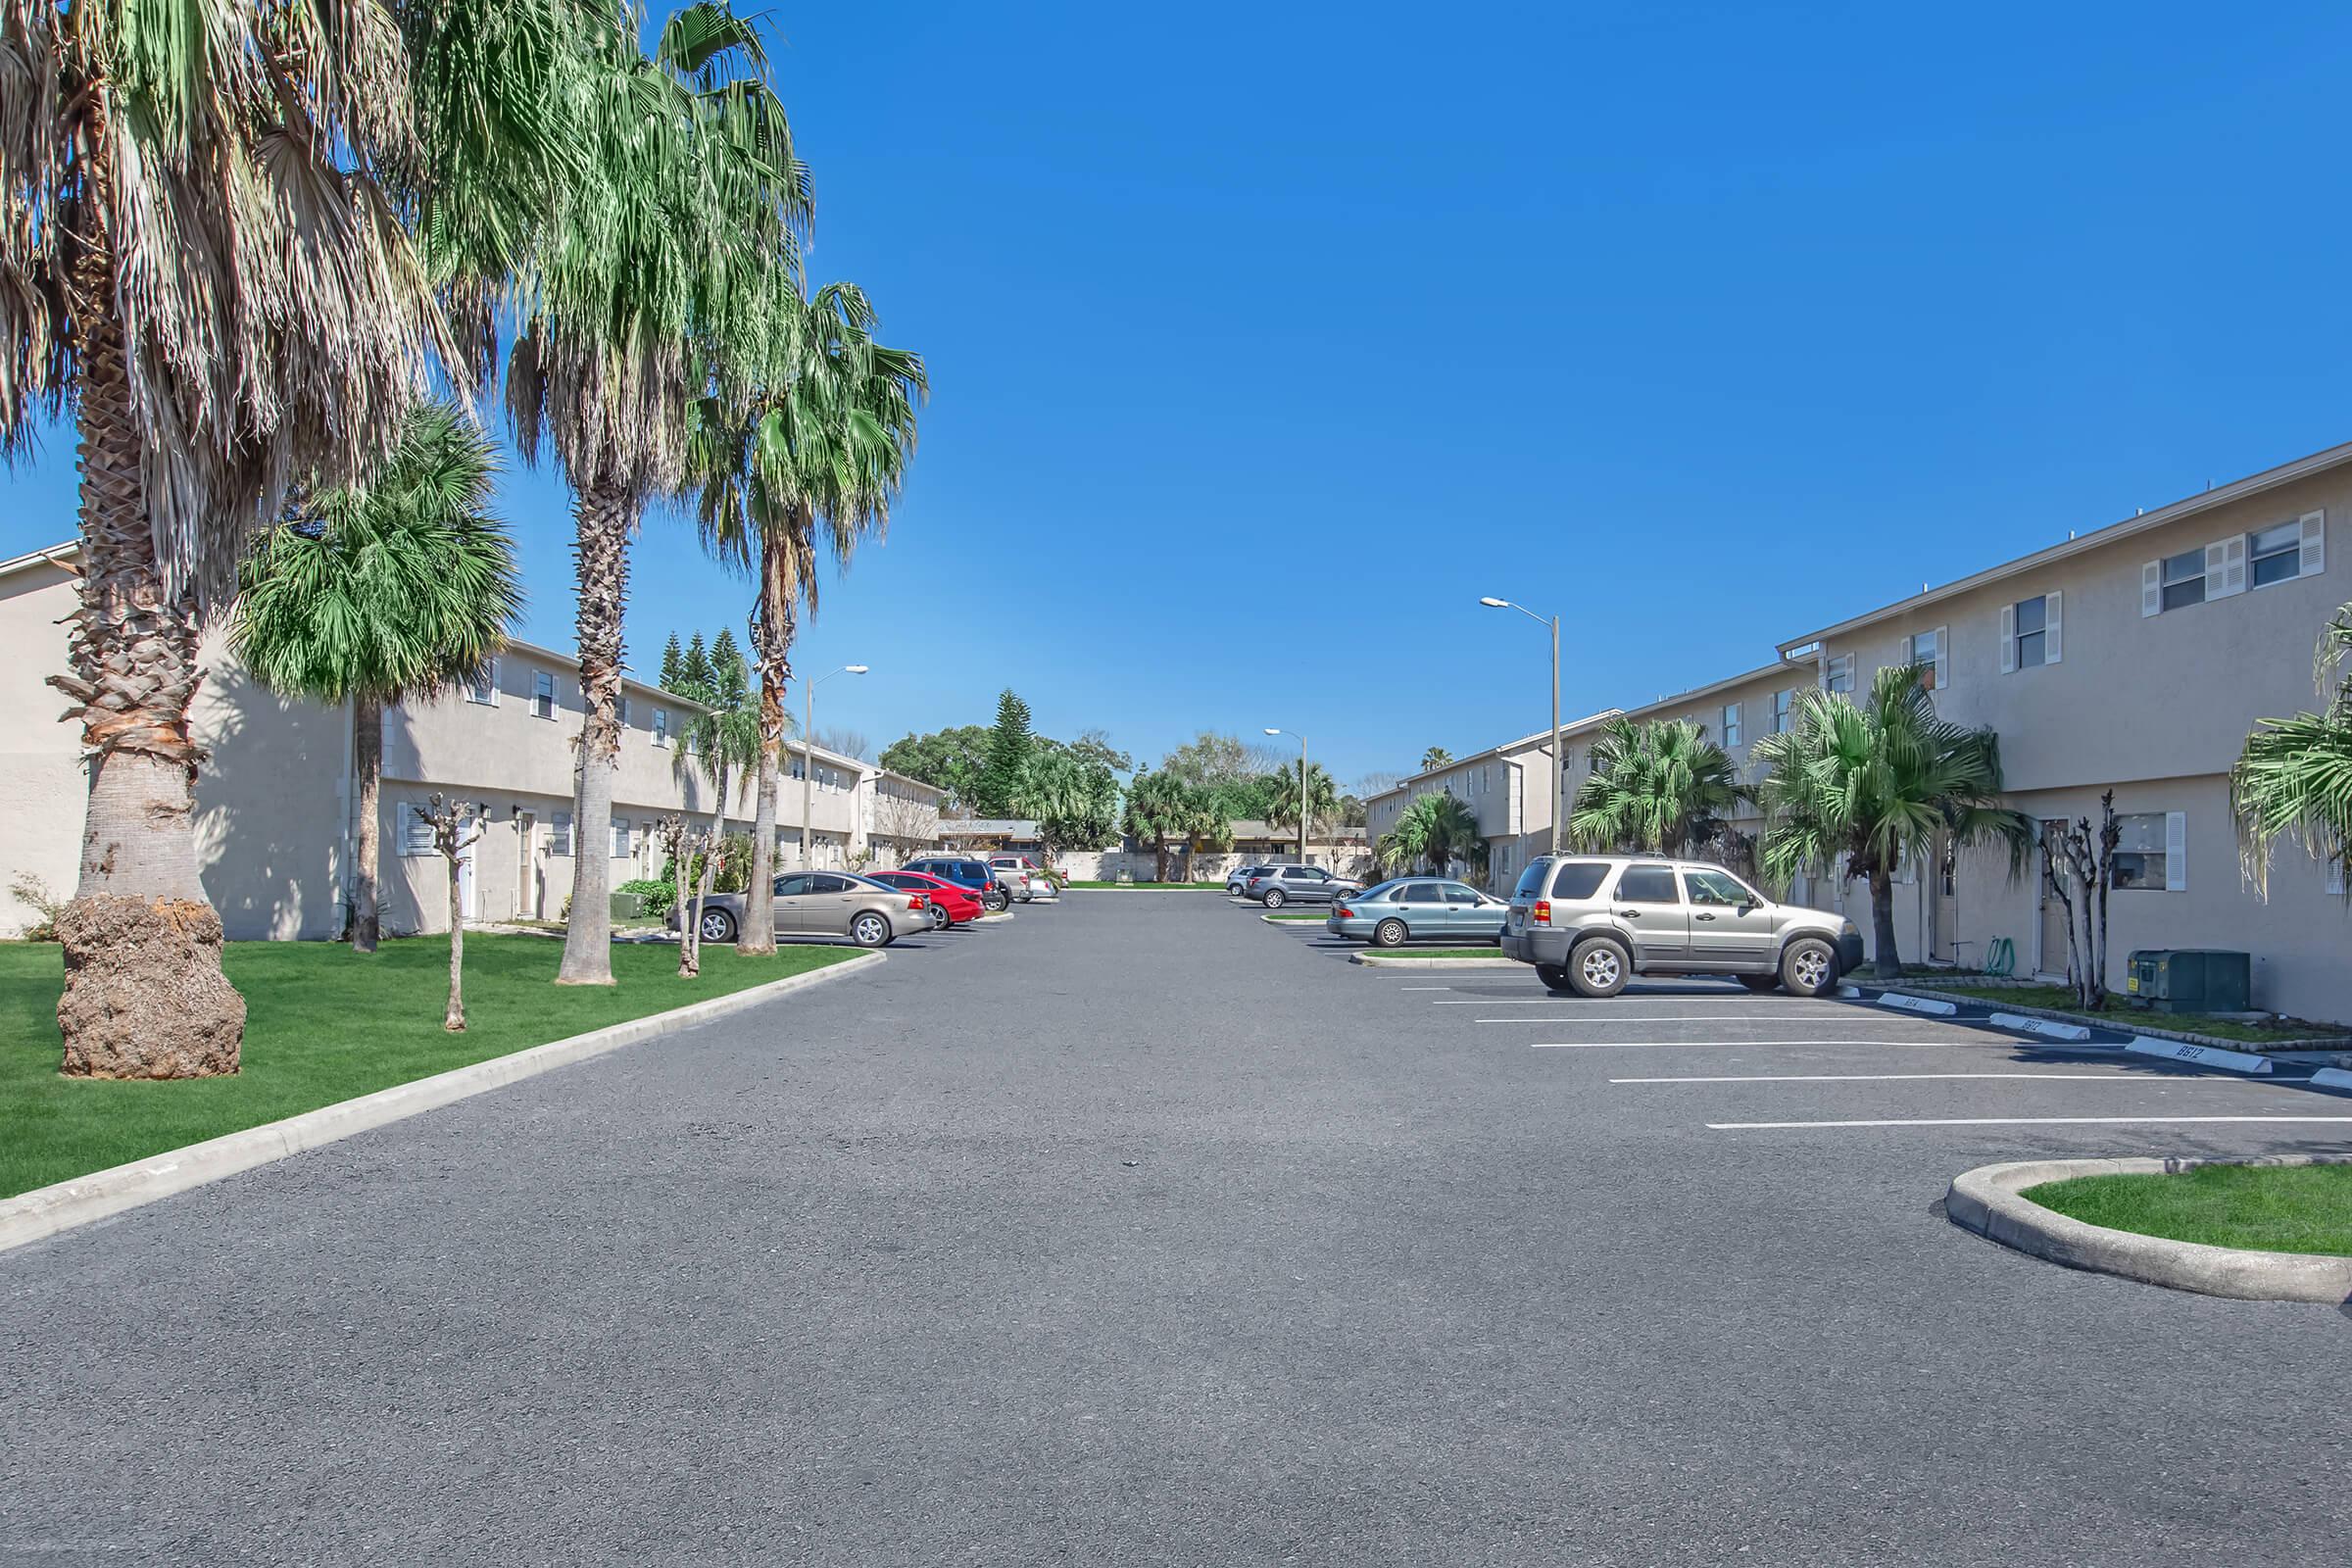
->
1328, 878, 1507, 947
987, 855, 1054, 903
902, 856, 1012, 912
666, 871, 930, 948
1245, 864, 1359, 907
1226, 863, 1272, 895
866, 869, 985, 930
1498, 854, 1863, 998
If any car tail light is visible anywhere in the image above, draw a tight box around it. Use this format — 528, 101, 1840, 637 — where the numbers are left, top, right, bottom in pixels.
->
1534, 900, 1552, 925
908, 896, 926, 911
1336, 905, 1353, 918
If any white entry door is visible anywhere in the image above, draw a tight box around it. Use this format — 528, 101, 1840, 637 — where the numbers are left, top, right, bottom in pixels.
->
458, 833, 478, 922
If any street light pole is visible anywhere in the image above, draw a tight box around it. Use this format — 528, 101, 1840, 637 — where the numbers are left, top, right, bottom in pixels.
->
800, 664, 868, 870
1481, 597, 1562, 856
1263, 727, 1307, 865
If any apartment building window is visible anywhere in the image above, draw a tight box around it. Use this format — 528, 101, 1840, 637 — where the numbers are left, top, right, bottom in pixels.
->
652, 709, 669, 748
2252, 514, 2325, 588
1721, 703, 1741, 747
400, 804, 436, 857
1772, 688, 1795, 733
466, 659, 499, 706
551, 811, 573, 857
1904, 626, 1947, 691
790, 757, 807, 781
612, 818, 632, 858
532, 670, 557, 718
615, 696, 630, 730
2001, 592, 2061, 670
1824, 654, 1854, 694
2111, 811, 2185, 892
2160, 549, 2206, 612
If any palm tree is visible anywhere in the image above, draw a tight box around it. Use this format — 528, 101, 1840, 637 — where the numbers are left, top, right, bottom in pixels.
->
687, 282, 924, 953
1020, 747, 1122, 868
1262, 760, 1340, 837
505, 0, 811, 984
229, 400, 523, 956
1420, 747, 1453, 771
0, 0, 593, 1075
2232, 605, 2352, 896
673, 629, 760, 967
1122, 770, 1215, 882
1378, 792, 1488, 878
1569, 717, 1749, 858
1753, 663, 2032, 979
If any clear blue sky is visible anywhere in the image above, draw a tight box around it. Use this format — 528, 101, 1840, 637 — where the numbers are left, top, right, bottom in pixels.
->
8, 1, 2352, 787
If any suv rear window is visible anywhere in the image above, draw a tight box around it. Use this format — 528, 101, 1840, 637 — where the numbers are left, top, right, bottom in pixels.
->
1548, 861, 1610, 900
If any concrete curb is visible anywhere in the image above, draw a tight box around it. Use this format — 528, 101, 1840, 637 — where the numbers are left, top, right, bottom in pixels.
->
1351, 954, 1521, 968
0, 950, 886, 1257
1260, 914, 1328, 926
1878, 983, 2352, 1057
1944, 1154, 2352, 1302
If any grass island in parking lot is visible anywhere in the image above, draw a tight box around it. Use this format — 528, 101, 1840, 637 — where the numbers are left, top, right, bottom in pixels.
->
0, 937, 857, 1200
2026, 1161, 2352, 1257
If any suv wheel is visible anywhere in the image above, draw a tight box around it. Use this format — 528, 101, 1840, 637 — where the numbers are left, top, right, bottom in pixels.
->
984, 888, 1009, 912
1780, 937, 1838, 997
1262, 889, 1287, 908
1535, 962, 1570, 993
1373, 917, 1407, 948
851, 911, 892, 949
1570, 935, 1631, 998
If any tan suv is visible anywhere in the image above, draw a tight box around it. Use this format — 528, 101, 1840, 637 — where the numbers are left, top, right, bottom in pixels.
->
1499, 854, 1863, 997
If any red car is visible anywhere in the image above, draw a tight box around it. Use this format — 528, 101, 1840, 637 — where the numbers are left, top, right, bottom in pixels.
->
868, 869, 984, 930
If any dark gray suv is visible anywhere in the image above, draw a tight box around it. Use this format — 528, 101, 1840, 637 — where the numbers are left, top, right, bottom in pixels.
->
1498, 854, 1864, 997
1244, 864, 1360, 907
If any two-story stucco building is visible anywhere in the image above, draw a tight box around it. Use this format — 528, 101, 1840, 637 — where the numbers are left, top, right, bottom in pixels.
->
1368, 440, 2352, 1023
0, 542, 943, 940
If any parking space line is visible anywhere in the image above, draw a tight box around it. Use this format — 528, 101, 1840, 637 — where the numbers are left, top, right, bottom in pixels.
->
1397, 986, 1452, 992
1608, 1072, 2244, 1084
1480, 1015, 1981, 1026
1433, 1000, 1861, 1007
1531, 1039, 1980, 1051
1704, 1114, 2352, 1130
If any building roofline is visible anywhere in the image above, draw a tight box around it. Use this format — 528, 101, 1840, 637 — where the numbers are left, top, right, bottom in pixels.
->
0, 541, 78, 581
1777, 437, 2352, 652
1612, 652, 1822, 719
1363, 707, 1624, 807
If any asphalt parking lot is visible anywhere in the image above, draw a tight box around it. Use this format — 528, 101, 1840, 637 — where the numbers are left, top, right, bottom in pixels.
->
3, 893, 2346, 1565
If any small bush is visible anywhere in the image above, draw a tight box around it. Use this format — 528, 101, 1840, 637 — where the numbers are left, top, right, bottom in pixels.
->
7, 872, 63, 942
616, 878, 677, 906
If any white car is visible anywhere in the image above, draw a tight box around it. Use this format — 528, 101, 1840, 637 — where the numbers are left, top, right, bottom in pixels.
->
988, 855, 1054, 902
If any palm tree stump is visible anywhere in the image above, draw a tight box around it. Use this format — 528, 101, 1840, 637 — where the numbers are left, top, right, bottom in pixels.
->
55, 896, 244, 1079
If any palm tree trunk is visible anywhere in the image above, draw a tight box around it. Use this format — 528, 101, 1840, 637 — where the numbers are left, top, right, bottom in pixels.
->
1155, 836, 1170, 883
48, 233, 244, 1079
739, 546, 794, 955
558, 482, 635, 986
1869, 864, 1901, 979
445, 856, 466, 1030
352, 693, 383, 953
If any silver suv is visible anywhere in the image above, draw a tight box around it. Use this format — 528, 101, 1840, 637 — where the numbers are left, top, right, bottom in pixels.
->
1246, 864, 1360, 907
1499, 854, 1863, 997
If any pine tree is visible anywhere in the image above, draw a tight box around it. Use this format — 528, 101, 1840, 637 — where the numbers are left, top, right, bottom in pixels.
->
978, 689, 1036, 817
710, 627, 743, 673
679, 633, 714, 698
660, 632, 684, 691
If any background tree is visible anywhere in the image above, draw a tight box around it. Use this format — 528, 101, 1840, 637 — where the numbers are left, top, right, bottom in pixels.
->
1068, 728, 1134, 774
507, 1, 809, 985
1569, 717, 1749, 858
814, 726, 872, 760
2233, 605, 2352, 902
1122, 770, 1215, 882
230, 400, 521, 956
1753, 664, 2031, 979
659, 633, 686, 689
2043, 793, 2122, 1010
1020, 749, 1122, 866
880, 725, 993, 810
1377, 792, 1487, 878
413, 796, 486, 1031
688, 280, 923, 952
1420, 747, 1454, 771
674, 630, 760, 959
976, 690, 1038, 816
1261, 761, 1341, 837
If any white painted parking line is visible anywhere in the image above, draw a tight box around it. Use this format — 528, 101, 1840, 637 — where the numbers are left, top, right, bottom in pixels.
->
1532, 1039, 1975, 1052
1705, 1115, 2352, 1130
1397, 986, 1452, 992
1433, 1000, 1863, 1008
1479, 1015, 1982, 1026
1608, 1072, 2246, 1085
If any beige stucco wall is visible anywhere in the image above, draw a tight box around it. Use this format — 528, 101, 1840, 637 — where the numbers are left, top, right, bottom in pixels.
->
0, 559, 88, 934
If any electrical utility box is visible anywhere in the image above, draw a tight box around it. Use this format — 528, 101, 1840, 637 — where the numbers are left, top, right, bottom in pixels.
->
2125, 950, 2251, 1014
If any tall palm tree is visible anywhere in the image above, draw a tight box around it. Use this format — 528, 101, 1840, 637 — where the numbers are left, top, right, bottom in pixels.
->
1753, 663, 2032, 978
1122, 769, 1215, 883
688, 281, 924, 953
1262, 760, 1340, 837
0, 0, 591, 1075
2232, 605, 2352, 896
229, 399, 522, 955
674, 628, 760, 957
1420, 747, 1453, 771
1378, 791, 1487, 878
504, 0, 810, 983
1569, 716, 1749, 858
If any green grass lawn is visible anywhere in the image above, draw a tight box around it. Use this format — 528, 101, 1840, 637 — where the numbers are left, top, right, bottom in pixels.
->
0, 935, 856, 1200
2027, 1162, 2352, 1256
1926, 983, 2343, 1044
1264, 912, 1326, 922
1065, 881, 1226, 890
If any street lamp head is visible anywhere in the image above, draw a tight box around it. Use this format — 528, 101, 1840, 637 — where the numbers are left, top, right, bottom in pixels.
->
843, 664, 869, 675
1478, 596, 1509, 609
1262, 727, 1282, 736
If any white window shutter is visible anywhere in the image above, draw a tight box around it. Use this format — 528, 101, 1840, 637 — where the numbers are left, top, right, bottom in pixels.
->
2044, 591, 2063, 663
2164, 810, 2186, 891
1999, 604, 2016, 673
488, 657, 501, 707
2302, 510, 2326, 575
1816, 654, 1829, 691
2140, 561, 2162, 617
1934, 625, 1949, 690
2328, 858, 2346, 898
2204, 538, 2244, 600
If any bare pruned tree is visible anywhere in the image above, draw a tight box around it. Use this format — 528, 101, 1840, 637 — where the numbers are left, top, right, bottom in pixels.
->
659, 814, 716, 978
814, 726, 873, 762
413, 795, 484, 1032
2040, 792, 2122, 1010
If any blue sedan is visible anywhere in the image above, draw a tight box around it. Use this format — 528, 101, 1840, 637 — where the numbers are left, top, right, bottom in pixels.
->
1327, 878, 1507, 947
